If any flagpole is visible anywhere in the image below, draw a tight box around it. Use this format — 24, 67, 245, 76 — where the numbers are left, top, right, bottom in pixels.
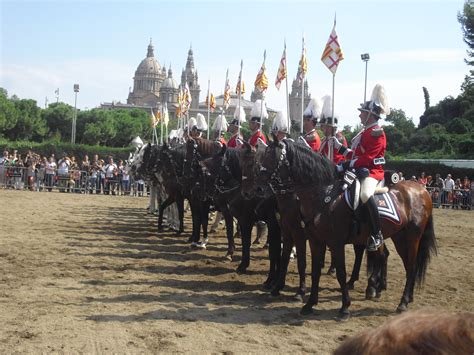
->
300, 35, 305, 135
238, 60, 243, 137
284, 41, 290, 137
328, 74, 335, 161
165, 102, 169, 143
207, 79, 211, 140
160, 105, 164, 145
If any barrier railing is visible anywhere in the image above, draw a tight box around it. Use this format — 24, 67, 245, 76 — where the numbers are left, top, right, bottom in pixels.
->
426, 186, 473, 210
0, 166, 150, 197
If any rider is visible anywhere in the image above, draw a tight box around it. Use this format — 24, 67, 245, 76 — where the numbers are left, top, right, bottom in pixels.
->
271, 110, 290, 140
212, 114, 228, 146
228, 106, 246, 148
300, 98, 322, 152
331, 84, 389, 251
188, 113, 208, 139
319, 95, 348, 164
248, 99, 268, 147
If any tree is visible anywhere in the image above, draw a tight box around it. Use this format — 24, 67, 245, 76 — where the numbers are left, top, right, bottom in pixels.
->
5, 99, 48, 141
458, 1, 474, 66
42, 103, 74, 141
422, 87, 430, 112
0, 89, 18, 135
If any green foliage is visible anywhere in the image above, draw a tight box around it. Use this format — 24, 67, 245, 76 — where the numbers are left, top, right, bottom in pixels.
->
458, 0, 474, 66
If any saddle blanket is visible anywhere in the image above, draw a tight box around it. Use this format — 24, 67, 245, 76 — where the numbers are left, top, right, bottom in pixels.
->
343, 190, 402, 225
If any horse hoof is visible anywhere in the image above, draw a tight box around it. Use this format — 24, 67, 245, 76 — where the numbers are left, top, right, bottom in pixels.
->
225, 253, 233, 262
365, 287, 376, 300
236, 265, 247, 274
396, 304, 408, 313
300, 304, 313, 315
327, 267, 336, 276
375, 291, 382, 299
271, 289, 280, 297
336, 311, 351, 322
252, 239, 261, 245
347, 282, 355, 290
293, 293, 304, 303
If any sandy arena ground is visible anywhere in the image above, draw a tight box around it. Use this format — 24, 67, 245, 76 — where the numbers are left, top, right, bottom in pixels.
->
0, 189, 473, 353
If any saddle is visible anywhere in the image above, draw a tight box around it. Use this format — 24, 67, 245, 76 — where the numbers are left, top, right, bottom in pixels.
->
342, 169, 402, 225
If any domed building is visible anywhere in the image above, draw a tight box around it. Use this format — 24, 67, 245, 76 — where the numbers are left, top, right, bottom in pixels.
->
160, 67, 179, 105
127, 39, 166, 107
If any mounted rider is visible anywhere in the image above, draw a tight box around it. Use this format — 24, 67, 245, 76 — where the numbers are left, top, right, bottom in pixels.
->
300, 98, 322, 152
271, 110, 290, 141
212, 114, 228, 146
248, 99, 267, 147
319, 95, 348, 164
188, 113, 208, 140
228, 106, 246, 148
331, 84, 389, 251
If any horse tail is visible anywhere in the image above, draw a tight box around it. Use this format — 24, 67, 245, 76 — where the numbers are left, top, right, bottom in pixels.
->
415, 214, 438, 287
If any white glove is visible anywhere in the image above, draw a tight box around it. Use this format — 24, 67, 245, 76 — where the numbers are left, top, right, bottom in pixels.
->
336, 164, 344, 173
330, 136, 342, 150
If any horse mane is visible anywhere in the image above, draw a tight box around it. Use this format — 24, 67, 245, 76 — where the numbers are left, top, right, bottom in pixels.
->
283, 140, 336, 185
334, 310, 474, 355
192, 137, 220, 157
224, 148, 242, 181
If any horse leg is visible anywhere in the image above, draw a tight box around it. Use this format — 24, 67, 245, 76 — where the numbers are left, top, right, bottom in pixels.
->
301, 239, 324, 315
347, 244, 365, 290
264, 217, 280, 290
366, 248, 385, 300
237, 222, 252, 274
223, 210, 235, 261
158, 196, 173, 231
327, 248, 336, 275
334, 242, 351, 321
176, 197, 184, 235
189, 199, 199, 244
271, 228, 292, 296
294, 233, 307, 301
200, 201, 210, 244
381, 245, 390, 292
394, 237, 419, 313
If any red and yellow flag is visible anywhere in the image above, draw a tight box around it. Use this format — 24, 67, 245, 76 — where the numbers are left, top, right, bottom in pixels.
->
235, 77, 245, 95
298, 37, 307, 82
321, 23, 344, 74
206, 93, 216, 112
223, 77, 231, 110
275, 44, 287, 90
254, 52, 268, 93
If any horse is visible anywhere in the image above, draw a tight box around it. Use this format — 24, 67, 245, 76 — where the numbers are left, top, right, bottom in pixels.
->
200, 144, 283, 287
334, 310, 474, 354
258, 137, 437, 320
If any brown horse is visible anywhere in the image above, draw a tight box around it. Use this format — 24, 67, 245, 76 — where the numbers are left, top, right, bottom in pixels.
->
259, 137, 437, 320
334, 310, 474, 354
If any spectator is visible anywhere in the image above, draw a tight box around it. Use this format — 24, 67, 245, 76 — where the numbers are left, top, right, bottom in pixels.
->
116, 159, 124, 195
442, 173, 455, 207
453, 178, 463, 209
427, 175, 433, 187
461, 176, 472, 210
121, 162, 131, 196
81, 155, 90, 192
45, 156, 56, 192
36, 156, 46, 191
104, 156, 118, 195
418, 172, 427, 187
0, 150, 9, 187
57, 154, 71, 192
99, 159, 106, 194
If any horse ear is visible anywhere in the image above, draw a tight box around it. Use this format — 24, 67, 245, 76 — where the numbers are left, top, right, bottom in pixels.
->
242, 141, 251, 153
219, 143, 227, 156
271, 132, 279, 144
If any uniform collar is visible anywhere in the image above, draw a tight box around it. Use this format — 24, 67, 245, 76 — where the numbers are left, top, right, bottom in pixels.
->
364, 121, 379, 130
304, 128, 316, 137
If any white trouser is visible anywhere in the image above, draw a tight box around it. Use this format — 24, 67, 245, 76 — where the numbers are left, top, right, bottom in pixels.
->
360, 177, 380, 204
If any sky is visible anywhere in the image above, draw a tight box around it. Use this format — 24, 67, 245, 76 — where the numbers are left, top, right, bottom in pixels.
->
0, 0, 469, 128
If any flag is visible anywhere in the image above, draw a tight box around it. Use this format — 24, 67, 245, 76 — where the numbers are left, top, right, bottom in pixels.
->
223, 79, 231, 109
177, 88, 184, 117
254, 51, 268, 93
184, 82, 192, 113
206, 93, 216, 112
163, 104, 169, 126
236, 77, 245, 95
275, 44, 287, 90
151, 110, 159, 128
298, 37, 307, 82
321, 23, 344, 74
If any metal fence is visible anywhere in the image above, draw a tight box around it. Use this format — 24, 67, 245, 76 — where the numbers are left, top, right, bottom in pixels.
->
426, 187, 473, 210
0, 166, 149, 196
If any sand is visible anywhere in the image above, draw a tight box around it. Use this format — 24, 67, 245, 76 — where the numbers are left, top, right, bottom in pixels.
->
0, 189, 472, 354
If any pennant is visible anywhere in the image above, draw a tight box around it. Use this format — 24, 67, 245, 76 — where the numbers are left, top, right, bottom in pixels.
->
206, 93, 216, 112
298, 37, 307, 82
151, 110, 159, 128
177, 88, 184, 117
223, 73, 231, 110
236, 78, 245, 95
275, 44, 287, 90
321, 24, 344, 74
254, 51, 268, 93
184, 82, 192, 113
163, 104, 169, 126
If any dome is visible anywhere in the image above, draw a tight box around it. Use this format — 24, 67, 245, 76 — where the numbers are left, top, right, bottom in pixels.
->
136, 57, 161, 75
161, 67, 178, 90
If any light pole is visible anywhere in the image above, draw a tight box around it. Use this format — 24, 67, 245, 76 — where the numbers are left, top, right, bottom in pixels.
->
72, 84, 79, 144
361, 53, 370, 103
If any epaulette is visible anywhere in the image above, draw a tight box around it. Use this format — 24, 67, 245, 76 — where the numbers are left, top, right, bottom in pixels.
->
305, 134, 316, 142
370, 127, 384, 137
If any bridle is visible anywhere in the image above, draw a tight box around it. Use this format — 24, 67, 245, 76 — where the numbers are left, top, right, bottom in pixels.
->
261, 141, 295, 195
214, 151, 240, 195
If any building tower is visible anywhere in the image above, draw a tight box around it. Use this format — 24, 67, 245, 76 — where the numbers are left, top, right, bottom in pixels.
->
288, 71, 311, 122
181, 45, 200, 109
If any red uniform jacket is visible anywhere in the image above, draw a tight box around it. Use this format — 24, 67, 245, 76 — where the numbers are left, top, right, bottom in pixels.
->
320, 132, 347, 164
248, 130, 267, 147
346, 122, 386, 180
303, 129, 321, 152
228, 134, 242, 148
216, 137, 227, 146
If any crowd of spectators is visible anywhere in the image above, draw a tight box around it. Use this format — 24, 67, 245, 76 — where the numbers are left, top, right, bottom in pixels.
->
0, 149, 146, 196
399, 170, 473, 210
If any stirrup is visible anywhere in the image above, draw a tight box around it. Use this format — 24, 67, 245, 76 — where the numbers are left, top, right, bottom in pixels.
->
367, 233, 384, 252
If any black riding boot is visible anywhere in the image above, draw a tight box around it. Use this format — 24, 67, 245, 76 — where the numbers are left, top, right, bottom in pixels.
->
366, 196, 384, 251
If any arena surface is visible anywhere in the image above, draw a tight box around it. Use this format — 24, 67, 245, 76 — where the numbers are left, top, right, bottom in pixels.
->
0, 189, 472, 353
